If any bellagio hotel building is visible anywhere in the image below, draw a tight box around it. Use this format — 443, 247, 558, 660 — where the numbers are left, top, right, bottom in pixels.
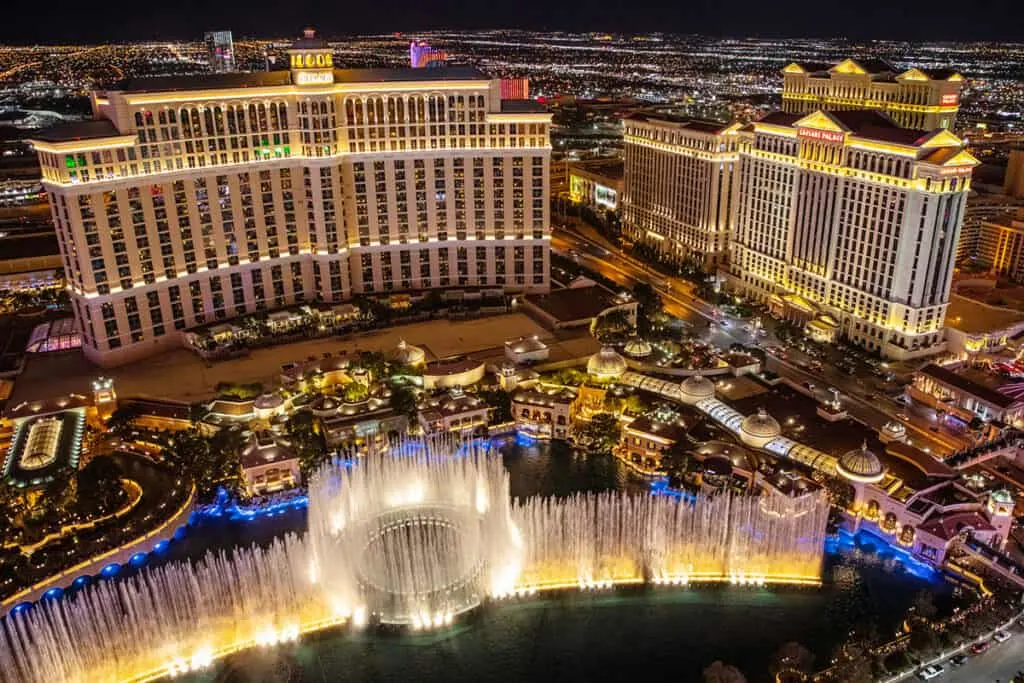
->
728, 109, 978, 360
30, 31, 551, 367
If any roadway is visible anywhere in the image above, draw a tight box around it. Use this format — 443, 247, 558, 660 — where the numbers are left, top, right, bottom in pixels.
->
925, 625, 1024, 683
552, 223, 960, 455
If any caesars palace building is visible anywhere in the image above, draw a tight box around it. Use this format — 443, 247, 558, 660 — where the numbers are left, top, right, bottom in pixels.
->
30, 30, 552, 367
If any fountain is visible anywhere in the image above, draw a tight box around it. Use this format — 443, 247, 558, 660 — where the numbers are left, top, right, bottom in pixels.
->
0, 439, 828, 683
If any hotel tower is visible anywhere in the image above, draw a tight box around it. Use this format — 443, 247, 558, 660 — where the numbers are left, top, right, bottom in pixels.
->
727, 109, 978, 359
31, 30, 552, 367
781, 58, 964, 131
621, 115, 740, 269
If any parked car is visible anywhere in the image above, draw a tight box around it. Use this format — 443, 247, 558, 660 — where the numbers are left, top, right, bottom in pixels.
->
917, 664, 944, 680
948, 654, 968, 667
993, 630, 1011, 643
970, 640, 990, 654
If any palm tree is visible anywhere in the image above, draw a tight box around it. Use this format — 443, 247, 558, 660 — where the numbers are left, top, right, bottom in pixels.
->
703, 661, 747, 683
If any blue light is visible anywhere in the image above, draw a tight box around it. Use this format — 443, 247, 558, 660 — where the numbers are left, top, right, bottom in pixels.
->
72, 576, 90, 588
43, 587, 63, 600
101, 563, 121, 578
129, 553, 148, 568
173, 525, 188, 541
826, 527, 941, 582
153, 540, 170, 554
10, 602, 32, 615
648, 477, 695, 503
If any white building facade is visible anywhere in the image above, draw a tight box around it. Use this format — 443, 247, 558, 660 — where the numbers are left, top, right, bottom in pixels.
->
621, 115, 740, 269
728, 110, 978, 359
31, 32, 551, 367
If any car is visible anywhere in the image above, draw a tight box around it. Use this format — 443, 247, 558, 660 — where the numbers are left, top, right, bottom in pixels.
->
897, 413, 910, 421
993, 630, 1011, 643
948, 654, 968, 667
917, 664, 945, 680
970, 640, 990, 654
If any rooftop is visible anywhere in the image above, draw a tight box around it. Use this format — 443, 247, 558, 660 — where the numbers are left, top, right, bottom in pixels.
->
625, 414, 689, 444
918, 363, 1020, 409
756, 109, 943, 148
625, 112, 734, 135
31, 119, 121, 143
109, 66, 491, 94
525, 284, 629, 324
0, 232, 60, 261
945, 294, 1024, 335
500, 99, 547, 114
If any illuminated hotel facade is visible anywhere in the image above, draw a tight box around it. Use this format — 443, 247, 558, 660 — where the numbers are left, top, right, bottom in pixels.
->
621, 115, 740, 269
728, 109, 979, 360
781, 58, 963, 131
30, 31, 551, 367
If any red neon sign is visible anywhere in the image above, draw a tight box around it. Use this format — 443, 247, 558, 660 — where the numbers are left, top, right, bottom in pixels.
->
797, 128, 845, 144
941, 94, 959, 105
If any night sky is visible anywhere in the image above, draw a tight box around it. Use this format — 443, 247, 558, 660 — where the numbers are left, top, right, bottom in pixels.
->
1, 0, 1019, 43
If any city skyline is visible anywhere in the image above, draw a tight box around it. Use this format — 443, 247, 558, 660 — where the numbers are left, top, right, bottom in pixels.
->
0, 3, 1022, 44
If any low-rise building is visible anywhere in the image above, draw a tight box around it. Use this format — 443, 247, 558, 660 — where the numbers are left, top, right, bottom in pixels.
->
417, 388, 489, 435
615, 412, 689, 473
523, 282, 637, 331
504, 335, 550, 364
943, 295, 1024, 358
909, 362, 1024, 427
511, 385, 577, 439
568, 159, 624, 212
239, 431, 301, 496
422, 357, 487, 390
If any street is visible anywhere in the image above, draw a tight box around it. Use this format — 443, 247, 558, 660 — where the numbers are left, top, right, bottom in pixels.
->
925, 625, 1024, 683
552, 223, 961, 455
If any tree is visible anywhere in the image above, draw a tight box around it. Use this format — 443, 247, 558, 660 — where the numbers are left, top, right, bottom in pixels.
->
389, 385, 419, 418
477, 389, 512, 424
702, 661, 747, 683
593, 309, 633, 338
105, 404, 141, 438
579, 413, 621, 453
287, 410, 328, 476
770, 642, 814, 678
660, 441, 693, 484
343, 382, 370, 403
75, 456, 125, 516
912, 590, 938, 620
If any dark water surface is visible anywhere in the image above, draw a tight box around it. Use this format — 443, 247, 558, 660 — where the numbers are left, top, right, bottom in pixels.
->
176, 438, 934, 683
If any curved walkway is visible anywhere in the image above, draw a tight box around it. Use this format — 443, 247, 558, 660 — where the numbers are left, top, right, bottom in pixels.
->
1, 454, 195, 612
619, 371, 839, 474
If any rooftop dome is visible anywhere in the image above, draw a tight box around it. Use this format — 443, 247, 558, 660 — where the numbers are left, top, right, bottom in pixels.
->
836, 442, 885, 484
739, 408, 781, 448
392, 339, 426, 366
310, 395, 339, 414
679, 374, 715, 405
507, 335, 548, 353
587, 346, 627, 379
254, 392, 284, 410
623, 338, 653, 358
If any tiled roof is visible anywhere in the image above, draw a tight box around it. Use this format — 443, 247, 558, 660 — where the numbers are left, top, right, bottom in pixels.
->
917, 511, 994, 541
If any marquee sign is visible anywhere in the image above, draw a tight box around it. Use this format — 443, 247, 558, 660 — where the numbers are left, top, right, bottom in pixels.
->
290, 53, 333, 69
797, 128, 845, 144
941, 94, 959, 106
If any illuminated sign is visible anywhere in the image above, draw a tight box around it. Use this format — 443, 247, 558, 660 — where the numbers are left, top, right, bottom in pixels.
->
941, 94, 959, 106
939, 166, 974, 177
290, 53, 333, 69
797, 128, 845, 144
295, 71, 334, 86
